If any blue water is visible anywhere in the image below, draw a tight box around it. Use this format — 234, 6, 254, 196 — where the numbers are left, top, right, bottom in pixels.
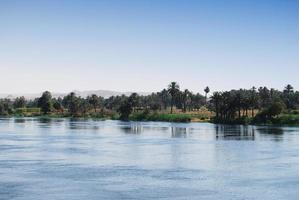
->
0, 118, 299, 200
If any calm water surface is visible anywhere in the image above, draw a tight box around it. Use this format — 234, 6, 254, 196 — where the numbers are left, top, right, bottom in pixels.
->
0, 118, 299, 200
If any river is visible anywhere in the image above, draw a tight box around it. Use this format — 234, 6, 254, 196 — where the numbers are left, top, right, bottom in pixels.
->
0, 118, 298, 199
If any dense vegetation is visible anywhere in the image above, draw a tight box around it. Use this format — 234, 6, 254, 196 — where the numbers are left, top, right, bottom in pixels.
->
1, 82, 299, 125
209, 84, 299, 125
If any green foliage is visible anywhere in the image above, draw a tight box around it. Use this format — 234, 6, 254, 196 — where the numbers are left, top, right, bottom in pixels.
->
0, 99, 13, 116
209, 85, 299, 124
253, 101, 285, 124
272, 114, 299, 125
117, 99, 132, 120
14, 108, 27, 115
63, 92, 81, 116
38, 91, 53, 114
87, 94, 103, 112
168, 82, 180, 113
13, 107, 40, 117
0, 103, 9, 116
13, 96, 26, 108
1, 82, 299, 126
267, 102, 285, 117
130, 112, 192, 122
52, 97, 63, 112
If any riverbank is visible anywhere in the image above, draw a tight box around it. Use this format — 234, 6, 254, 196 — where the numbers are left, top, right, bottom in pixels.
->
1, 108, 213, 123
1, 112, 299, 126
0, 112, 210, 123
129, 112, 210, 122
212, 114, 299, 126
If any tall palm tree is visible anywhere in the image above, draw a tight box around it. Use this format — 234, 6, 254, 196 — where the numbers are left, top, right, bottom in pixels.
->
182, 89, 190, 112
284, 84, 294, 94
158, 89, 169, 110
128, 93, 139, 112
204, 86, 210, 103
210, 92, 221, 119
284, 84, 294, 110
88, 94, 100, 113
167, 82, 180, 114
250, 86, 257, 117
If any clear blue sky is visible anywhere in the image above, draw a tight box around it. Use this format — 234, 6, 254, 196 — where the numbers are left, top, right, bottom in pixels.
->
0, 0, 298, 94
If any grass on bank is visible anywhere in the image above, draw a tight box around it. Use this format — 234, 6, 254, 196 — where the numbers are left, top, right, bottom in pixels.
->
4, 107, 213, 123
4, 107, 299, 125
129, 111, 211, 122
271, 114, 299, 125
212, 113, 299, 126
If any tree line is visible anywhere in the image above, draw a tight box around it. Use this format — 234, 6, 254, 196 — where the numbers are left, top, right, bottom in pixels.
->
0, 82, 206, 119
0, 82, 298, 123
209, 84, 299, 123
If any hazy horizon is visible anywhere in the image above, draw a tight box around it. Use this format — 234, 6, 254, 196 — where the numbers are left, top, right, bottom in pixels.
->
0, 83, 296, 96
1, 0, 298, 93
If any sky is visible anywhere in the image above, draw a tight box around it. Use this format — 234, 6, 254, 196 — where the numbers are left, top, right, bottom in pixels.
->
0, 0, 299, 94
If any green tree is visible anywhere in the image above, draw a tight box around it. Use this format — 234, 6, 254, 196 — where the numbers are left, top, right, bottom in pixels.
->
117, 98, 132, 120
0, 101, 7, 115
38, 91, 53, 114
63, 92, 81, 116
128, 93, 140, 112
182, 89, 191, 112
258, 87, 271, 109
283, 84, 295, 110
79, 98, 91, 115
53, 98, 63, 112
13, 96, 26, 108
167, 82, 180, 113
267, 102, 284, 117
210, 92, 221, 118
284, 84, 294, 94
87, 94, 101, 113
249, 87, 258, 117
158, 89, 169, 110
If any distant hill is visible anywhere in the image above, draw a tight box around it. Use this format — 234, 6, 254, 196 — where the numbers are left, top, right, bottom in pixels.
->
0, 90, 150, 100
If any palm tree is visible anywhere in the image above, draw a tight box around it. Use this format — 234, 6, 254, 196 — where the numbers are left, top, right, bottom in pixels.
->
210, 92, 221, 119
182, 89, 190, 112
167, 82, 180, 114
283, 84, 294, 110
88, 94, 100, 113
250, 86, 258, 117
204, 86, 210, 103
128, 93, 140, 112
158, 89, 169, 110
284, 84, 294, 94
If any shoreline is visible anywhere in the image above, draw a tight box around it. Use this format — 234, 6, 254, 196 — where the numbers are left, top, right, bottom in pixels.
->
1, 115, 299, 126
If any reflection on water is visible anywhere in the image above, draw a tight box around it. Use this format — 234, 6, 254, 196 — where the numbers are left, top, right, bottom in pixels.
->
0, 119, 299, 200
120, 123, 143, 134
67, 120, 101, 131
68, 123, 101, 131
256, 127, 284, 135
14, 118, 26, 123
119, 124, 190, 137
37, 118, 52, 124
171, 127, 188, 138
215, 125, 255, 140
256, 127, 284, 141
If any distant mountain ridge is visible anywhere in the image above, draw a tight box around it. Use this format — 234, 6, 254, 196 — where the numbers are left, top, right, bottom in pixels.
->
0, 90, 150, 100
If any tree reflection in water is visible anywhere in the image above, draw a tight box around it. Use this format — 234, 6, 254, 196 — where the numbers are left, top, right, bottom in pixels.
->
215, 125, 255, 140
171, 127, 188, 138
256, 127, 284, 141
121, 123, 143, 134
